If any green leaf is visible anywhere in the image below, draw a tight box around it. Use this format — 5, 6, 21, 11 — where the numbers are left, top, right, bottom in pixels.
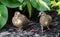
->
18, 0, 24, 3
19, 5, 23, 10
27, 1, 32, 17
56, 2, 60, 8
0, 5, 8, 29
43, 0, 51, 6
30, 0, 50, 11
0, 0, 20, 8
38, 0, 50, 10
51, 1, 57, 7
19, 0, 27, 10
57, 9, 60, 14
58, 0, 60, 2
30, 0, 38, 10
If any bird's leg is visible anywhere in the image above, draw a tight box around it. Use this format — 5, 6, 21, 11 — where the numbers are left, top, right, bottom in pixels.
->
17, 26, 23, 32
47, 26, 51, 30
41, 25, 43, 32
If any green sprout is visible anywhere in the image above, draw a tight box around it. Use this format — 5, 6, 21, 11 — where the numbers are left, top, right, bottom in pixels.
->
51, 0, 60, 14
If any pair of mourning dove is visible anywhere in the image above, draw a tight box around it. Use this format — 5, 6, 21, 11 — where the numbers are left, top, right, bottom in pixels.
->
38, 11, 52, 32
12, 11, 30, 31
12, 11, 52, 32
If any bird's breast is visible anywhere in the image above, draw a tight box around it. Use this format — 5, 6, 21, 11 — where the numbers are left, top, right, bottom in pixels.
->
12, 18, 23, 27
40, 16, 50, 26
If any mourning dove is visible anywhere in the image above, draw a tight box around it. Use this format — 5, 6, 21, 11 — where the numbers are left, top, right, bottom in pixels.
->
12, 11, 30, 32
38, 11, 52, 32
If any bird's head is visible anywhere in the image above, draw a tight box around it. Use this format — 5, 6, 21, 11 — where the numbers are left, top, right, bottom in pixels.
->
14, 11, 21, 17
38, 11, 46, 17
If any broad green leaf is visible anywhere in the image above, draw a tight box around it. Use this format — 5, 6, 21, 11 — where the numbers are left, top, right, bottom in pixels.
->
30, 0, 50, 11
30, 0, 39, 10
39, 0, 50, 10
0, 5, 8, 29
18, 0, 24, 3
27, 1, 32, 17
0, 0, 20, 8
0, 2, 1, 4
43, 0, 51, 6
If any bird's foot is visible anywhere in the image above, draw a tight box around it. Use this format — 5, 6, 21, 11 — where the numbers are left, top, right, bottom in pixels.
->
17, 29, 21, 32
17, 26, 23, 32
41, 30, 46, 33
47, 26, 51, 31
47, 27, 51, 31
17, 28, 23, 32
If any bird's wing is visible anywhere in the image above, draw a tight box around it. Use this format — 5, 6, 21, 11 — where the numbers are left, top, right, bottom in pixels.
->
47, 15, 52, 22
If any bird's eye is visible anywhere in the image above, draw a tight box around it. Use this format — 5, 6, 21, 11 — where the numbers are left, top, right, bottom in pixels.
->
41, 12, 43, 15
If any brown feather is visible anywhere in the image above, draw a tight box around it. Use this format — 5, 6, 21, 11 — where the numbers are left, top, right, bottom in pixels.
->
12, 11, 30, 28
39, 12, 52, 32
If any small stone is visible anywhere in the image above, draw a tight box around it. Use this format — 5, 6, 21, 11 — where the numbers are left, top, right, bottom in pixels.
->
29, 36, 33, 37
58, 33, 60, 37
23, 31, 28, 35
42, 35, 47, 37
0, 35, 3, 37
53, 17, 58, 21
10, 32, 17, 37
19, 33, 23, 36
0, 31, 11, 36
16, 35, 20, 37
34, 33, 40, 37
8, 29, 14, 32
12, 32, 16, 34
53, 21, 58, 26
3, 35, 9, 37
55, 33, 59, 37
18, 32, 25, 37
27, 32, 34, 36
10, 34, 15, 37
47, 34, 54, 37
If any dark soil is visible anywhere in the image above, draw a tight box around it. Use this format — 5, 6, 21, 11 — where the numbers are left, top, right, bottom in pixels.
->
0, 8, 60, 37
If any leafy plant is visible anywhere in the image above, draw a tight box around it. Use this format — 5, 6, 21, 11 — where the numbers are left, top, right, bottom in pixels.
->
0, 0, 20, 8
0, 0, 51, 17
18, 0, 51, 17
0, 0, 51, 29
0, 0, 20, 29
51, 0, 60, 14
0, 4, 8, 29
